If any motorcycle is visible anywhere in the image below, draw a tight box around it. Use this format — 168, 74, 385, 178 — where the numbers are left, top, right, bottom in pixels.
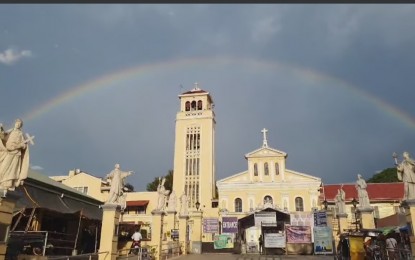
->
130, 240, 141, 255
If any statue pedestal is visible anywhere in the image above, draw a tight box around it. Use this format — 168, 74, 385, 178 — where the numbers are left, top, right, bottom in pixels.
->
99, 204, 121, 260
151, 210, 165, 260
178, 215, 189, 255
165, 210, 177, 241
326, 210, 334, 228
0, 190, 20, 260
337, 213, 349, 234
357, 207, 375, 229
189, 211, 203, 254
402, 199, 415, 257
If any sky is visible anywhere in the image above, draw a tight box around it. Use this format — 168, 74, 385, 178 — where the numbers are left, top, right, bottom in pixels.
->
1, 4, 415, 191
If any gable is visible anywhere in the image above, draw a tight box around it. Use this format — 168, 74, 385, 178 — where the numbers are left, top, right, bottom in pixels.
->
217, 171, 250, 185
284, 169, 321, 182
245, 147, 287, 159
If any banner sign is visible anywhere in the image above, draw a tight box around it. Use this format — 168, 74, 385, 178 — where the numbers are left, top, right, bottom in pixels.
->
290, 212, 314, 227
214, 234, 234, 249
222, 217, 238, 233
313, 226, 333, 254
264, 233, 286, 248
313, 211, 327, 227
286, 226, 312, 243
254, 212, 276, 227
203, 218, 219, 233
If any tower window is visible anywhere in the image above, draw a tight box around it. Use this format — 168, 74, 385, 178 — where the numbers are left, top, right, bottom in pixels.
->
185, 101, 190, 111
254, 163, 258, 176
264, 163, 269, 176
235, 198, 242, 212
191, 101, 196, 111
275, 163, 279, 175
197, 100, 203, 110
295, 197, 304, 212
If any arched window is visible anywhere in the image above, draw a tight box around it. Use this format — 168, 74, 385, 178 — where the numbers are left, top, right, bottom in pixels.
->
191, 101, 197, 111
295, 197, 304, 212
197, 100, 203, 110
275, 163, 279, 175
254, 163, 258, 176
185, 101, 190, 111
235, 198, 242, 212
263, 195, 273, 205
264, 162, 269, 175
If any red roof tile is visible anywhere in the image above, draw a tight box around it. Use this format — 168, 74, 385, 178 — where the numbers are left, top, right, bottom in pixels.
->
322, 183, 404, 202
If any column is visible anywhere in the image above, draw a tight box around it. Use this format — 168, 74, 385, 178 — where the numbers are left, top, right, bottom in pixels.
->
402, 199, 415, 257
151, 210, 165, 260
337, 213, 349, 234
358, 207, 375, 229
165, 211, 178, 256
0, 190, 20, 260
98, 204, 121, 260
189, 211, 203, 254
178, 215, 189, 255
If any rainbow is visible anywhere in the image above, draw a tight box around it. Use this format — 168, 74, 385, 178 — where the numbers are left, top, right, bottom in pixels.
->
22, 56, 415, 129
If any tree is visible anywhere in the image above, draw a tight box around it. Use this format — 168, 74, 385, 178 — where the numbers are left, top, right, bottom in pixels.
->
367, 168, 399, 183
146, 170, 173, 192
124, 183, 134, 192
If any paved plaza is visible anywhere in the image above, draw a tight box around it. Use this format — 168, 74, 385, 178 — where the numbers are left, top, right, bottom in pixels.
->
176, 253, 334, 260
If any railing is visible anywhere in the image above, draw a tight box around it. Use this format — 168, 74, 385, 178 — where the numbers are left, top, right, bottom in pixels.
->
47, 251, 108, 260
386, 247, 413, 260
117, 246, 155, 260
159, 242, 182, 260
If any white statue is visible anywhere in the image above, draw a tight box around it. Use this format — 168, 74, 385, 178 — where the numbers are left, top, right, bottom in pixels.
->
179, 193, 189, 215
167, 191, 177, 212
0, 119, 34, 190
156, 177, 170, 211
395, 152, 415, 200
335, 185, 346, 214
106, 163, 133, 204
356, 174, 370, 208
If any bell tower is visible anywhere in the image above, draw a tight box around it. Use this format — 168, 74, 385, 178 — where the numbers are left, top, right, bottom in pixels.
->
172, 83, 216, 210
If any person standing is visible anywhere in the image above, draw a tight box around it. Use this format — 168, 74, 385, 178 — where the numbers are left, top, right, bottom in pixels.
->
386, 236, 398, 260
258, 234, 263, 255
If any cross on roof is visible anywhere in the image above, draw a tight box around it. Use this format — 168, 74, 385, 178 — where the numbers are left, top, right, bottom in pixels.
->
261, 128, 268, 148
193, 82, 200, 91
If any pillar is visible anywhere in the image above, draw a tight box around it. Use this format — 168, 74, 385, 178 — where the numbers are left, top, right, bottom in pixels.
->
358, 207, 375, 229
402, 199, 415, 257
0, 190, 20, 260
98, 204, 121, 260
165, 211, 178, 256
189, 211, 203, 254
326, 210, 334, 229
337, 213, 349, 234
178, 215, 189, 255
151, 210, 165, 260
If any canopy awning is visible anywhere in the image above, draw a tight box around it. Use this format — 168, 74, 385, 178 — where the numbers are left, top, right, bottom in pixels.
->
126, 200, 149, 207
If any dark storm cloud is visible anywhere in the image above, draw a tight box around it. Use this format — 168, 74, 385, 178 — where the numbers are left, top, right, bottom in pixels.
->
1, 5, 415, 190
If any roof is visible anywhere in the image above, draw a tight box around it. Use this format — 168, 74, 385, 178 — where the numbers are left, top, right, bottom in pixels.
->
181, 89, 208, 95
126, 200, 149, 207
323, 183, 404, 202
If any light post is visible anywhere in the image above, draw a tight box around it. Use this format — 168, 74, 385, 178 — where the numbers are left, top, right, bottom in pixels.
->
195, 201, 200, 211
351, 198, 359, 231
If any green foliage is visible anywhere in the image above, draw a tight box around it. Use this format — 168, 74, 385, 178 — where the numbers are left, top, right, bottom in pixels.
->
367, 168, 399, 183
124, 183, 134, 192
146, 170, 173, 191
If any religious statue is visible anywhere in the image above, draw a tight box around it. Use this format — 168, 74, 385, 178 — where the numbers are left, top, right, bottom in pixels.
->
106, 163, 133, 204
335, 185, 346, 214
0, 119, 34, 190
156, 177, 170, 211
167, 191, 177, 212
394, 152, 415, 200
179, 193, 189, 215
355, 174, 370, 208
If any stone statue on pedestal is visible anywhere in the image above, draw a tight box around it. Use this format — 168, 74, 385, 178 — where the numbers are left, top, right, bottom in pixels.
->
0, 119, 34, 190
179, 193, 189, 215
356, 174, 370, 208
156, 177, 170, 211
167, 191, 177, 212
106, 163, 133, 205
335, 185, 346, 214
394, 152, 415, 200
